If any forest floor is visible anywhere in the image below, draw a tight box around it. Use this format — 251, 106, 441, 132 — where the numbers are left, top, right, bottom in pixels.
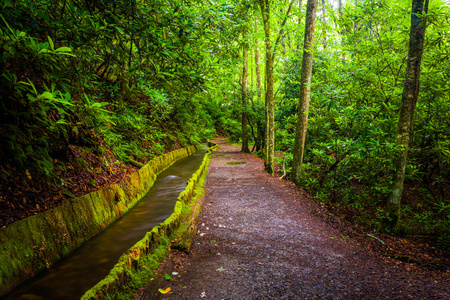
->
138, 138, 449, 299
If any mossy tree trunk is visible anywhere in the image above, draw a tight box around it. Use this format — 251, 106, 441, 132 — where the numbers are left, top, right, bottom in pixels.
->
254, 18, 263, 152
241, 31, 250, 153
296, 0, 303, 50
291, 0, 318, 185
381, 0, 429, 233
258, 0, 296, 174
259, 0, 275, 175
255, 18, 262, 102
321, 0, 327, 49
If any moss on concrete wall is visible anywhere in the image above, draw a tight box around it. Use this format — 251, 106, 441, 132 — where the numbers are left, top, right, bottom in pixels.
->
81, 142, 218, 300
0, 145, 197, 296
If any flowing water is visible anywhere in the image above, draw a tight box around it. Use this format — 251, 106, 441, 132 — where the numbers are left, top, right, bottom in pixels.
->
4, 146, 207, 300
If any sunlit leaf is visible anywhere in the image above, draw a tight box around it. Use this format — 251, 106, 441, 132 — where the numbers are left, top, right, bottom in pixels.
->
158, 287, 171, 294
55, 46, 72, 52
48, 36, 54, 50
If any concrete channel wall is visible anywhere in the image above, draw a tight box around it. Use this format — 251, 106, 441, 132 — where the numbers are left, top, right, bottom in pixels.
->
0, 145, 197, 296
81, 141, 218, 300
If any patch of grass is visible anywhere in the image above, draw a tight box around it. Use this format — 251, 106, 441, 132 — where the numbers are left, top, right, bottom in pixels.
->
226, 162, 246, 165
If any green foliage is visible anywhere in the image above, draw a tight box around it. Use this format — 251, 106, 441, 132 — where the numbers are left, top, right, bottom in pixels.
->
271, 0, 450, 241
435, 202, 450, 251
0, 0, 229, 184
1, 0, 448, 253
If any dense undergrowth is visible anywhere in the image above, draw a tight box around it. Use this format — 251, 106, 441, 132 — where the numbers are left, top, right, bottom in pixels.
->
0, 0, 219, 226
209, 1, 450, 253
275, 2, 450, 250
1, 0, 449, 257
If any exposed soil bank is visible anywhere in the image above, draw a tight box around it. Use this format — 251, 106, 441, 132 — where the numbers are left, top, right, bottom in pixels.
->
0, 145, 196, 296
142, 138, 449, 299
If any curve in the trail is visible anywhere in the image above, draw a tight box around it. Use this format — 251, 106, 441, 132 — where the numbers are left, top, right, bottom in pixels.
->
4, 146, 208, 300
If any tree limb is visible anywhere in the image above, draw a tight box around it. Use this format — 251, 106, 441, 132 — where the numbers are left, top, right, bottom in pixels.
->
273, 0, 296, 60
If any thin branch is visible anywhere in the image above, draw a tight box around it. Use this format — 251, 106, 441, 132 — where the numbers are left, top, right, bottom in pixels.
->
273, 0, 296, 59
366, 233, 390, 250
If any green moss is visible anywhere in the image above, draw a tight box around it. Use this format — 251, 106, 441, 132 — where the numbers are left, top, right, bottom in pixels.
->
102, 242, 170, 300
181, 203, 192, 215
226, 161, 246, 165
80, 142, 216, 300
0, 145, 197, 297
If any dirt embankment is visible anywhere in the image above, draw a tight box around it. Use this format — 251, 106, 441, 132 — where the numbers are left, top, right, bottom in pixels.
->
138, 138, 449, 299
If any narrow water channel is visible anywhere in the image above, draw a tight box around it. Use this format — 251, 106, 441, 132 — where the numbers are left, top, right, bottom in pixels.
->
4, 146, 207, 300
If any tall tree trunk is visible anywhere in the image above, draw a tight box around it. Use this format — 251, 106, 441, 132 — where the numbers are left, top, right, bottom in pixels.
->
291, 0, 318, 185
254, 19, 263, 152
241, 35, 250, 153
251, 45, 254, 91
280, 7, 286, 57
297, 0, 303, 50
381, 0, 429, 233
255, 18, 262, 101
259, 0, 275, 175
259, 0, 295, 174
336, 0, 346, 63
321, 0, 327, 49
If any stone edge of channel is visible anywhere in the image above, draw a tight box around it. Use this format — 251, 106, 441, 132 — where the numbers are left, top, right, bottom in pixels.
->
0, 145, 197, 296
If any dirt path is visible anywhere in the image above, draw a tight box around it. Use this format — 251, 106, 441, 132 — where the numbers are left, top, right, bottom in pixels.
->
145, 139, 449, 299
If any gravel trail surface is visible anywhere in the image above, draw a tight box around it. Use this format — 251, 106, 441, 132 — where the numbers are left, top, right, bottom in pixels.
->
145, 139, 449, 299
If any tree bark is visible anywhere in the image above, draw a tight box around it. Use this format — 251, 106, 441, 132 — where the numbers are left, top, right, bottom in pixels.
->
241, 34, 250, 153
259, 0, 275, 175
381, 0, 429, 233
297, 0, 303, 50
255, 18, 262, 101
321, 0, 327, 49
291, 0, 318, 185
254, 18, 263, 152
253, 19, 264, 152
281, 7, 286, 57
